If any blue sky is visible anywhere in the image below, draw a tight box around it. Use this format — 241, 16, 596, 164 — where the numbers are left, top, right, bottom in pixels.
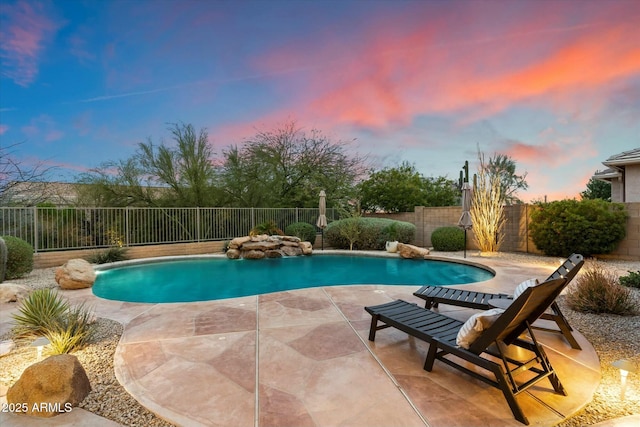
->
1, 0, 639, 202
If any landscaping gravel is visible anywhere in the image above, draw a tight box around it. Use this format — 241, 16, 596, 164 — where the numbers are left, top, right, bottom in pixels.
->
1, 253, 639, 426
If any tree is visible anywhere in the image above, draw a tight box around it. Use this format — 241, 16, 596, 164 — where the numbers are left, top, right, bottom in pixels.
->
484, 154, 528, 205
218, 120, 366, 208
471, 152, 506, 252
78, 123, 219, 207
581, 177, 611, 201
1, 142, 56, 206
358, 162, 457, 213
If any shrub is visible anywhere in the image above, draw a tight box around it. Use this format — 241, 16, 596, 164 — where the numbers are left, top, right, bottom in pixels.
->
566, 264, 638, 315
2, 235, 34, 279
529, 199, 627, 257
325, 218, 415, 250
45, 303, 96, 355
12, 288, 69, 337
12, 288, 96, 354
250, 220, 283, 236
88, 247, 129, 264
619, 271, 640, 289
285, 222, 317, 243
431, 226, 465, 251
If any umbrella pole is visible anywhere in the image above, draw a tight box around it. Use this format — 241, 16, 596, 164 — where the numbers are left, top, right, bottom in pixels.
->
321, 229, 324, 250
464, 229, 467, 258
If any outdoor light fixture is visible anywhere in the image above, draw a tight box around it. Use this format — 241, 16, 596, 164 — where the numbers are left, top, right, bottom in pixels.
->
31, 337, 50, 360
611, 358, 637, 401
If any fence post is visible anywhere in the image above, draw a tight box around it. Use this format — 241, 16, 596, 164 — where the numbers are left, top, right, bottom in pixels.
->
196, 207, 201, 242
251, 207, 255, 230
33, 206, 39, 253
295, 207, 299, 223
125, 207, 130, 247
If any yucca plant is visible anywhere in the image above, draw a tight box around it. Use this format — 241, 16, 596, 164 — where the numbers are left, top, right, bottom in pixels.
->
88, 247, 129, 264
12, 288, 69, 337
45, 303, 97, 354
566, 264, 638, 315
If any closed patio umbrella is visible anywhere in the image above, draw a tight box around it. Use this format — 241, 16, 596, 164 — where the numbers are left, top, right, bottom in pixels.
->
316, 190, 327, 250
458, 182, 473, 258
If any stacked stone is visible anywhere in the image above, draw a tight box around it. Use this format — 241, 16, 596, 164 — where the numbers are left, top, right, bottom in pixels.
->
226, 234, 313, 259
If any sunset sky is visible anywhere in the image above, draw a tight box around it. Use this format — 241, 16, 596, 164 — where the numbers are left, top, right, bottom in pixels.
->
1, 0, 639, 203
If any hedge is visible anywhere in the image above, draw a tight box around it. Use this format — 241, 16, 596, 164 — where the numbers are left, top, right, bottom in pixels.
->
325, 218, 415, 250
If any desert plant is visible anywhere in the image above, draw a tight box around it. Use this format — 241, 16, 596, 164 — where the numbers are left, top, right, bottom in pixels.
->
88, 247, 129, 264
619, 271, 640, 289
0, 236, 7, 282
12, 288, 69, 337
470, 154, 505, 252
2, 235, 34, 279
250, 220, 283, 236
381, 222, 399, 241
431, 226, 465, 251
285, 222, 317, 243
45, 303, 96, 354
529, 199, 627, 257
566, 264, 638, 315
325, 218, 415, 250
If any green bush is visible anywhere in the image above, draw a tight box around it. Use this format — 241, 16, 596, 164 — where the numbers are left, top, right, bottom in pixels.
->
566, 264, 638, 315
326, 218, 415, 250
88, 247, 129, 264
619, 271, 640, 289
250, 220, 283, 236
285, 222, 317, 243
2, 235, 34, 279
431, 226, 465, 251
529, 199, 627, 257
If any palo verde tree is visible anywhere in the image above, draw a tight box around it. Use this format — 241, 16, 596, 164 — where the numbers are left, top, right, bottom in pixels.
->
218, 120, 366, 208
358, 162, 457, 213
484, 153, 528, 205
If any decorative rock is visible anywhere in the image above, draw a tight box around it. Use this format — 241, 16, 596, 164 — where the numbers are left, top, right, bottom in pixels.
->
281, 246, 303, 257
243, 250, 266, 259
250, 234, 269, 242
299, 241, 313, 255
242, 241, 280, 251
281, 236, 301, 243
7, 354, 91, 417
226, 248, 241, 259
0, 283, 30, 302
229, 236, 252, 249
0, 339, 15, 356
55, 259, 96, 290
397, 243, 430, 259
264, 250, 284, 258
281, 240, 300, 247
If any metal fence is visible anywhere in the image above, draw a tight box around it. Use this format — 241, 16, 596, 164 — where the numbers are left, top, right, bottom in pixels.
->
0, 206, 338, 252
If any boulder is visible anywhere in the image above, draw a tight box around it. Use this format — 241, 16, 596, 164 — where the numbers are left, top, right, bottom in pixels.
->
55, 259, 96, 290
299, 241, 313, 255
0, 283, 30, 302
281, 240, 300, 247
7, 354, 91, 417
242, 241, 280, 251
226, 249, 241, 259
0, 339, 15, 356
228, 236, 252, 249
281, 236, 301, 243
397, 243, 430, 259
264, 250, 284, 258
281, 246, 303, 257
243, 250, 266, 259
250, 234, 269, 242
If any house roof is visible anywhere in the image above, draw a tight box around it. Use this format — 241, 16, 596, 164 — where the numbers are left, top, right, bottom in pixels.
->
593, 168, 621, 182
603, 148, 640, 167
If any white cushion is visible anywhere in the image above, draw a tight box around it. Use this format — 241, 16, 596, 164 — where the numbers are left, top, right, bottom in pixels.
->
456, 308, 505, 349
512, 278, 539, 300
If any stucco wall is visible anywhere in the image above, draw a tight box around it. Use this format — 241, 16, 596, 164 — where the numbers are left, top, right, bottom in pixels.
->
625, 164, 640, 202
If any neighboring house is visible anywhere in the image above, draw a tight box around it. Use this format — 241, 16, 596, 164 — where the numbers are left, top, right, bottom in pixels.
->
593, 148, 640, 203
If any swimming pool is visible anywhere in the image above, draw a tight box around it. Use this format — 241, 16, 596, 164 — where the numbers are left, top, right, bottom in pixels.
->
92, 254, 494, 303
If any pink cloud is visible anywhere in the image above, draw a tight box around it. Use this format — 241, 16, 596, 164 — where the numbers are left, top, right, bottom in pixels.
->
0, 124, 8, 135
0, 0, 61, 87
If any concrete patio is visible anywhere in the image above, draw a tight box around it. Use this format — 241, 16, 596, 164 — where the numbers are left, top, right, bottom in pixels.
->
1, 255, 604, 426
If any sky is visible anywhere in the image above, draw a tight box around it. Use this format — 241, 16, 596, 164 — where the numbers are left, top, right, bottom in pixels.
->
1, 0, 639, 203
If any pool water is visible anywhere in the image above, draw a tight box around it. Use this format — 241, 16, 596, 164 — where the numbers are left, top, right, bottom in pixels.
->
92, 255, 494, 303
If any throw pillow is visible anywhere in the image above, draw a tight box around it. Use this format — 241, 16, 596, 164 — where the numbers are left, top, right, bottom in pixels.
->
456, 308, 505, 349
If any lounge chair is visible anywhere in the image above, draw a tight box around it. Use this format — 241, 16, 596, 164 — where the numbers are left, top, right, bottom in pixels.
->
413, 253, 584, 349
365, 277, 568, 425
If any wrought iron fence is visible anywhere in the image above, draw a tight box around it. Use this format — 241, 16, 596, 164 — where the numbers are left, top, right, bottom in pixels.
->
0, 207, 338, 252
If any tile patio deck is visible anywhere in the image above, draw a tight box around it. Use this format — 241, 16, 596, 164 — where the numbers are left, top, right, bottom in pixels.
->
1, 255, 601, 426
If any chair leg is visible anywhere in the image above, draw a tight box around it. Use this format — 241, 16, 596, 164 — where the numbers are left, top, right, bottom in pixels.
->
368, 314, 379, 341
423, 342, 438, 371
491, 364, 530, 425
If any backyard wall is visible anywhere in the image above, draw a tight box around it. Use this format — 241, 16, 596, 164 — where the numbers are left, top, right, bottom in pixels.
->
371, 202, 640, 261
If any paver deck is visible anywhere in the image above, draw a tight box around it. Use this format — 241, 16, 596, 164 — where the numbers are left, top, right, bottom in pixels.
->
1, 255, 601, 426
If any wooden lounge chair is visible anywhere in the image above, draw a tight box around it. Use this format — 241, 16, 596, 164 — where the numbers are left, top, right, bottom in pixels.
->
365, 277, 568, 425
413, 253, 584, 349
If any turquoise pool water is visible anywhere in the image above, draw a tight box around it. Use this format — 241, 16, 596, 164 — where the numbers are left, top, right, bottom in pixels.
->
92, 255, 494, 303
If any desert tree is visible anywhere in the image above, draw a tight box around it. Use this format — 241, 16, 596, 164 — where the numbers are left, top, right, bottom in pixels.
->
0, 142, 56, 206
471, 152, 506, 252
484, 153, 528, 205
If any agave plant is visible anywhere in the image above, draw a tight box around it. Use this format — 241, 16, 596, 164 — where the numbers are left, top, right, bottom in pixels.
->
45, 303, 97, 354
12, 288, 69, 338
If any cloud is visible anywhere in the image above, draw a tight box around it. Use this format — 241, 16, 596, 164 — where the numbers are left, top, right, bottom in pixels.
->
20, 114, 63, 142
0, 0, 62, 87
0, 124, 8, 135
